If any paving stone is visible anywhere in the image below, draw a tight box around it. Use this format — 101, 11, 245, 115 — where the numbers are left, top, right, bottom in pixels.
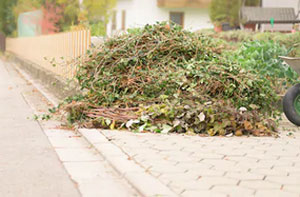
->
201, 159, 236, 167
169, 180, 213, 191
237, 161, 274, 170
239, 180, 281, 190
212, 164, 249, 172
94, 143, 126, 157
124, 172, 176, 196
264, 149, 299, 157
123, 147, 157, 155
159, 172, 199, 183
175, 162, 213, 171
266, 176, 300, 185
255, 190, 299, 197
257, 159, 294, 168
133, 153, 166, 163
250, 168, 289, 176
211, 185, 255, 196
152, 144, 181, 151
282, 185, 300, 193
191, 152, 225, 159
48, 136, 90, 148
166, 181, 186, 194
224, 172, 264, 180
195, 169, 226, 177
63, 161, 110, 180
215, 149, 247, 157
181, 190, 227, 197
55, 148, 102, 162
165, 155, 198, 162
150, 163, 187, 174
158, 150, 193, 158
224, 156, 258, 163
272, 166, 300, 174
44, 129, 78, 137
108, 156, 146, 175
246, 153, 278, 160
79, 129, 109, 144
78, 178, 138, 197
197, 177, 239, 186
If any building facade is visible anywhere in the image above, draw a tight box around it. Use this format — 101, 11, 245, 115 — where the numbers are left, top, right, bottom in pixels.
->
106, 0, 212, 36
261, 0, 300, 31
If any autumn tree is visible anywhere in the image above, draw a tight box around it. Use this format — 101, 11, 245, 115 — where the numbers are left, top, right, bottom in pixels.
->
9, 0, 115, 35
42, 1, 64, 34
12, 0, 80, 32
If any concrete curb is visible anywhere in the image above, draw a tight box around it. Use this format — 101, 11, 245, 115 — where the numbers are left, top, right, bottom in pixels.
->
7, 53, 79, 100
79, 129, 178, 197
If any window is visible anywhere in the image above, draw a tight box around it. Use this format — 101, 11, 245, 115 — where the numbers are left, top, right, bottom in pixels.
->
121, 10, 126, 30
170, 12, 184, 27
111, 11, 117, 31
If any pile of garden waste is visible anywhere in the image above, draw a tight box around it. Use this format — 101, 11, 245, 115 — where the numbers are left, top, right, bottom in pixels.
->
60, 23, 281, 136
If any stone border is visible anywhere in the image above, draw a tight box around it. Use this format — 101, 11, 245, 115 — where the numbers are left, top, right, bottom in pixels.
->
79, 129, 178, 197
7, 52, 79, 100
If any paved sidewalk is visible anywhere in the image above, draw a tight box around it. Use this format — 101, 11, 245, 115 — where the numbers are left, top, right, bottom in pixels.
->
81, 120, 300, 197
6, 59, 139, 197
0, 60, 80, 197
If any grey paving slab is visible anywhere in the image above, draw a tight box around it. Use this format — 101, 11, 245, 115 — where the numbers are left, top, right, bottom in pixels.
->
0, 60, 80, 196
80, 123, 300, 197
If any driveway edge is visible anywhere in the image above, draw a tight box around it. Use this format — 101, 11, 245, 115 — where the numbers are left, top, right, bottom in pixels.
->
79, 128, 178, 197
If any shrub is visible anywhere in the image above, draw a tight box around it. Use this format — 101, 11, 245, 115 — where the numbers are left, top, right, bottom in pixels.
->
234, 40, 299, 91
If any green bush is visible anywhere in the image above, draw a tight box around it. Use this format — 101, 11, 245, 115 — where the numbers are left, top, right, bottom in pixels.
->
235, 40, 299, 88
218, 30, 253, 42
211, 31, 300, 57
90, 21, 106, 36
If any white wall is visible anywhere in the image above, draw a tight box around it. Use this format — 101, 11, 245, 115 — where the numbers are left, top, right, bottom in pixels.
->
107, 0, 212, 36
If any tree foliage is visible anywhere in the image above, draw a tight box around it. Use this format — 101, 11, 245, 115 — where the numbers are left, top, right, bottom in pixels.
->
210, 0, 261, 26
82, 0, 116, 22
13, 0, 42, 17
245, 0, 261, 6
3, 0, 116, 35
55, 0, 80, 30
13, 0, 80, 32
210, 0, 241, 26
81, 0, 116, 36
0, 0, 18, 35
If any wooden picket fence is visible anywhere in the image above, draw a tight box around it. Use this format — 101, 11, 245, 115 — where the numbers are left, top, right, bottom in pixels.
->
6, 29, 91, 79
